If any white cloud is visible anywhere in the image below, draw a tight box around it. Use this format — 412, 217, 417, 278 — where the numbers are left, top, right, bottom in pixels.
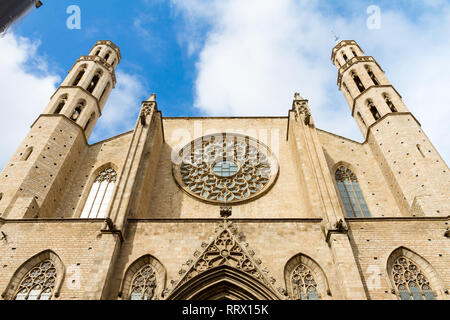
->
170, 0, 450, 164
0, 33, 60, 170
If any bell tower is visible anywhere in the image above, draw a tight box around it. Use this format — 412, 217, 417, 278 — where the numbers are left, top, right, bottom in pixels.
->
43, 40, 121, 138
332, 40, 449, 216
0, 40, 120, 219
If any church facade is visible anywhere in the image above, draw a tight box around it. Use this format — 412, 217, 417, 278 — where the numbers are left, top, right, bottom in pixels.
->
0, 40, 448, 300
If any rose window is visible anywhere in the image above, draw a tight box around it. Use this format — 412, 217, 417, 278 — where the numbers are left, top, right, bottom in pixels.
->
173, 133, 279, 204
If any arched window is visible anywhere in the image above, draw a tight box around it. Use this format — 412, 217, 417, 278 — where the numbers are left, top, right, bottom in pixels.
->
351, 47, 358, 57
81, 167, 117, 218
391, 256, 436, 300
284, 254, 329, 300
94, 49, 101, 56
357, 112, 366, 128
129, 264, 157, 300
342, 52, 349, 62
87, 71, 102, 93
72, 66, 86, 86
365, 66, 379, 86
291, 264, 320, 300
383, 93, 397, 112
352, 71, 365, 93
21, 146, 33, 161
104, 51, 111, 62
14, 260, 57, 300
119, 255, 166, 300
335, 166, 370, 218
368, 100, 381, 120
53, 95, 68, 114
70, 100, 85, 121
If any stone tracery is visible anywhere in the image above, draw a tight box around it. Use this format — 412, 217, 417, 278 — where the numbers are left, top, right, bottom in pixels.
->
173, 133, 278, 204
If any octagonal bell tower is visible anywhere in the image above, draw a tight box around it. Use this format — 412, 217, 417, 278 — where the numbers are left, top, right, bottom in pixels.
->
332, 40, 449, 217
0, 41, 121, 219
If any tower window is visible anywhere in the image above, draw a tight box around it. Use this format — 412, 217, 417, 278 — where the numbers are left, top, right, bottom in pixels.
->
335, 166, 371, 218
366, 66, 379, 86
87, 71, 102, 93
72, 66, 86, 86
342, 52, 349, 62
352, 72, 366, 93
81, 167, 117, 219
21, 147, 33, 161
71, 101, 85, 121
368, 100, 381, 120
94, 49, 101, 56
351, 47, 358, 57
53, 95, 68, 114
383, 93, 398, 112
104, 51, 111, 62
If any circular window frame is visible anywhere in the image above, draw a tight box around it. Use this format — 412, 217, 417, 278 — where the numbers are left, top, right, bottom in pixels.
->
172, 133, 279, 205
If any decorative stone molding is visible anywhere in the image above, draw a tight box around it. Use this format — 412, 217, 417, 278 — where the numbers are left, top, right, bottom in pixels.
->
292, 94, 313, 127
166, 220, 282, 299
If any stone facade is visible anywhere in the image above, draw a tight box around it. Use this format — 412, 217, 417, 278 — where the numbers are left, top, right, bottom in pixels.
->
0, 40, 448, 300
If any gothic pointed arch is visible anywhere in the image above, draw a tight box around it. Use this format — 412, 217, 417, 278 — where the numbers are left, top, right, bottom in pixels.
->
386, 247, 447, 300
284, 253, 330, 300
79, 163, 118, 219
333, 163, 371, 218
166, 220, 281, 300
119, 254, 167, 300
168, 265, 279, 300
2, 250, 65, 300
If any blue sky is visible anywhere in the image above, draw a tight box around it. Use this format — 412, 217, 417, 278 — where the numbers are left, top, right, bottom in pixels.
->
0, 0, 449, 169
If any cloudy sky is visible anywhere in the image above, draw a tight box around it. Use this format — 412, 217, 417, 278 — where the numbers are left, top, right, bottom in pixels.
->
0, 0, 449, 169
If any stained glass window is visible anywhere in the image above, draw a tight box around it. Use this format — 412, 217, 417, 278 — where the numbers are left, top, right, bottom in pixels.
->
392, 256, 436, 300
81, 167, 117, 218
212, 161, 239, 177
130, 265, 157, 300
335, 166, 370, 218
14, 260, 56, 300
291, 264, 320, 300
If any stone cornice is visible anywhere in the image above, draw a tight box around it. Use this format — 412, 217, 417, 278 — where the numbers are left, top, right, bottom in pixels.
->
351, 85, 402, 117
50, 86, 102, 117
93, 40, 122, 61
30, 114, 89, 145
127, 218, 323, 223
346, 216, 449, 222
67, 55, 117, 86
331, 40, 364, 62
0, 217, 105, 224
